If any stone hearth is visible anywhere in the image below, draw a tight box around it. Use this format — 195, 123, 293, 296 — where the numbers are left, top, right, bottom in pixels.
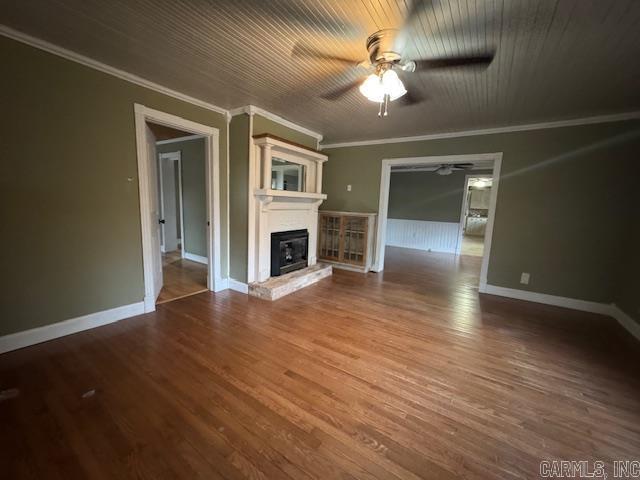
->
249, 263, 332, 301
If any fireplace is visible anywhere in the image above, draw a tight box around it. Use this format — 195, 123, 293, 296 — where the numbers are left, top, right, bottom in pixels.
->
271, 229, 309, 277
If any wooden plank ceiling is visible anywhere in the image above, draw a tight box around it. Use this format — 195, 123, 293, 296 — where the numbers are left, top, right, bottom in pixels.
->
3, 0, 640, 143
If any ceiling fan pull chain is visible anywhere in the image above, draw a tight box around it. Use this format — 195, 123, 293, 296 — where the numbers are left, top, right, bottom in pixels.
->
378, 100, 384, 117
384, 94, 389, 117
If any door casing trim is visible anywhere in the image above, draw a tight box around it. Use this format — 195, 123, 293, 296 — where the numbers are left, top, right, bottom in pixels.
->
134, 104, 223, 312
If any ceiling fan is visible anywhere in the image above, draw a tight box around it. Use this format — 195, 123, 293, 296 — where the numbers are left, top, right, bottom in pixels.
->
435, 163, 474, 175
293, 18, 495, 117
393, 163, 475, 175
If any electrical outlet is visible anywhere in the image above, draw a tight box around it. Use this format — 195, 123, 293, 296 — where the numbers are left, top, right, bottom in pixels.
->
347, 184, 352, 192
520, 272, 530, 285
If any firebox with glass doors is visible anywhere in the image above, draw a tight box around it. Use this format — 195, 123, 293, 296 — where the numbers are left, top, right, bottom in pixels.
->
270, 229, 309, 276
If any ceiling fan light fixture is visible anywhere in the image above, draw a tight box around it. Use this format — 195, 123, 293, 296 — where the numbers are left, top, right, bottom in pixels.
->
381, 69, 406, 101
359, 69, 407, 103
359, 73, 385, 102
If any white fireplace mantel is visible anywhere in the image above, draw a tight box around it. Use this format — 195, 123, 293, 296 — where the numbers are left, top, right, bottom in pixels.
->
254, 189, 327, 201
247, 135, 328, 283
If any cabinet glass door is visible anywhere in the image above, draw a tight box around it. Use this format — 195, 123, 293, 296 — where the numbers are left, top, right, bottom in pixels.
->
341, 216, 367, 266
318, 214, 341, 261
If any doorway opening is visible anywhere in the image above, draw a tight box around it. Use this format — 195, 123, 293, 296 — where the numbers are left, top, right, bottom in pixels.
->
458, 175, 493, 257
134, 104, 222, 312
154, 127, 209, 304
374, 153, 502, 290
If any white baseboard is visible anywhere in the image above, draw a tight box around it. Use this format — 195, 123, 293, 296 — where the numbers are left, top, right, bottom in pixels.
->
184, 252, 208, 265
228, 278, 249, 294
611, 305, 640, 341
322, 260, 368, 273
143, 294, 156, 313
0, 301, 145, 354
482, 284, 640, 341
481, 284, 612, 315
213, 277, 227, 292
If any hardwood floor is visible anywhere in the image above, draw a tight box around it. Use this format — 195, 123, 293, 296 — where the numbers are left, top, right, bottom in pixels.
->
157, 250, 208, 304
1, 246, 639, 479
460, 235, 484, 257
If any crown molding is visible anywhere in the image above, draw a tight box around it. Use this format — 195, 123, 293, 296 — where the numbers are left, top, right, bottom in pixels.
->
0, 25, 229, 117
320, 111, 640, 149
229, 104, 323, 142
229, 106, 252, 117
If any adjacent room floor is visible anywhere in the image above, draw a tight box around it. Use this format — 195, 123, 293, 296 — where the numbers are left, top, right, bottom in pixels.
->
157, 249, 208, 304
1, 247, 638, 479
460, 234, 485, 256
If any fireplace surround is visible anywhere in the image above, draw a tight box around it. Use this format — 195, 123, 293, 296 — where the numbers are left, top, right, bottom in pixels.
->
270, 229, 309, 276
249, 134, 327, 283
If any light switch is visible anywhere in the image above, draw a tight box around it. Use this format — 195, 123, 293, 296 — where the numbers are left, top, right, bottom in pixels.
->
347, 184, 352, 192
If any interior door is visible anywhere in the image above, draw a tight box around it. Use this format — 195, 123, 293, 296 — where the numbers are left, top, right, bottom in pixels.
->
159, 156, 179, 252
146, 124, 163, 300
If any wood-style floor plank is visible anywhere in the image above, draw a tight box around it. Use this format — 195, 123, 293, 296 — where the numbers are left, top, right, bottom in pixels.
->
157, 250, 208, 304
1, 247, 639, 479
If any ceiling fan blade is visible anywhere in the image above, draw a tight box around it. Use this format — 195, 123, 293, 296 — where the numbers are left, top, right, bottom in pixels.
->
404, 0, 435, 26
270, 2, 362, 38
398, 90, 425, 106
292, 43, 364, 67
451, 163, 475, 169
320, 79, 363, 100
414, 53, 495, 71
396, 74, 428, 106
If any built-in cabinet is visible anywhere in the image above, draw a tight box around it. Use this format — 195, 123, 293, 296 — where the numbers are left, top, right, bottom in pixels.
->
318, 211, 376, 272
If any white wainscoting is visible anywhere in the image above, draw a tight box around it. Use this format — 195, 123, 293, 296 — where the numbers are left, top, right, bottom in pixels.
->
386, 219, 460, 253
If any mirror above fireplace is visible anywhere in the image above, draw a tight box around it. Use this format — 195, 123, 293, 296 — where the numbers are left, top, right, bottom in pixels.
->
271, 157, 305, 192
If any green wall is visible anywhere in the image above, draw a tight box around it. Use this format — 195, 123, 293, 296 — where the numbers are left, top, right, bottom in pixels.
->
615, 159, 640, 325
229, 114, 250, 281
0, 36, 228, 336
227, 113, 319, 283
389, 169, 492, 222
323, 121, 640, 304
157, 138, 207, 257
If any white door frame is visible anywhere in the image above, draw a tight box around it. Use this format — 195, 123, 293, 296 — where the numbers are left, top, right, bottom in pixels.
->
456, 173, 494, 254
373, 153, 503, 291
158, 151, 184, 254
134, 104, 223, 313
